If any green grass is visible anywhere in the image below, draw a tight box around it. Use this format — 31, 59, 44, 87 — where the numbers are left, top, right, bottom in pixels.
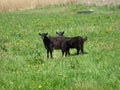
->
0, 4, 120, 90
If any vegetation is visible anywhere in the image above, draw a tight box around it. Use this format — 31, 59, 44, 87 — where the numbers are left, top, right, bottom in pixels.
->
0, 0, 76, 11
0, 4, 120, 90
0, 0, 119, 11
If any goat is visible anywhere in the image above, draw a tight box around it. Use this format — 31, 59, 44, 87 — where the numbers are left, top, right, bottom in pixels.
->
56, 31, 87, 57
39, 33, 54, 58
62, 36, 87, 56
56, 31, 70, 56
39, 32, 66, 58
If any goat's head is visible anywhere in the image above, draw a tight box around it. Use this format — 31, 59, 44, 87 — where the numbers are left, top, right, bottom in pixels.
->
39, 33, 48, 39
56, 31, 64, 36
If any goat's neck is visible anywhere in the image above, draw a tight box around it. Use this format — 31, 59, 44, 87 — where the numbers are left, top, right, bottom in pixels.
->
43, 37, 51, 46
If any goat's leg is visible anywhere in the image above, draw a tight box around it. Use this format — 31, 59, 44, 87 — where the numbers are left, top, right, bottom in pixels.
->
67, 48, 70, 55
62, 50, 64, 57
81, 44, 84, 53
81, 46, 84, 53
65, 48, 69, 56
81, 48, 84, 53
50, 50, 53, 58
47, 50, 49, 58
65, 51, 67, 56
76, 48, 80, 55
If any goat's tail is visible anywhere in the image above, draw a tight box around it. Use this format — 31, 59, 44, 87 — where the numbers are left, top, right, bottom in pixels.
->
83, 36, 87, 42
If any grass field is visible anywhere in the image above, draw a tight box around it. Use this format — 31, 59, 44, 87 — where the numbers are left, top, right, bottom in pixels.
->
0, 4, 120, 90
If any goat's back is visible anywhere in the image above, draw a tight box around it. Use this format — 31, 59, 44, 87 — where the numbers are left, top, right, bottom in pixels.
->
62, 36, 83, 48
68, 36, 83, 47
48, 36, 65, 49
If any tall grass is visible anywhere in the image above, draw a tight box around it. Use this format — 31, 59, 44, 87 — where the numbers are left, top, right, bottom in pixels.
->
0, 0, 77, 11
0, 0, 120, 11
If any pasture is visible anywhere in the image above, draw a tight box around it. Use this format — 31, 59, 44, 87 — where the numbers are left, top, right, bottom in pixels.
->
0, 4, 120, 90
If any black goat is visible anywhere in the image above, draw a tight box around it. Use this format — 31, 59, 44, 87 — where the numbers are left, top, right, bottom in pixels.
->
39, 32, 66, 58
39, 33, 54, 58
56, 31, 70, 56
62, 36, 87, 56
56, 31, 87, 57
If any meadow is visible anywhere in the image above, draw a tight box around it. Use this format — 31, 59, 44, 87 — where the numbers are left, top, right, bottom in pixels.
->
0, 4, 120, 90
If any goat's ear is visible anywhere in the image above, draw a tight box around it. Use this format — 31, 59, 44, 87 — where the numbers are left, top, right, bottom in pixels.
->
62, 31, 64, 34
45, 33, 48, 35
39, 33, 41, 36
56, 32, 58, 35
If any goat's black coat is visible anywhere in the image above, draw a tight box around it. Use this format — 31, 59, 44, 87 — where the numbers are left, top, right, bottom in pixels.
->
61, 36, 87, 56
49, 31, 65, 50
48, 36, 65, 50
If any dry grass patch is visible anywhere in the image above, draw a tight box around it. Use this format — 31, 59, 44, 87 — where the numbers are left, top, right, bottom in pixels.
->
0, 0, 120, 11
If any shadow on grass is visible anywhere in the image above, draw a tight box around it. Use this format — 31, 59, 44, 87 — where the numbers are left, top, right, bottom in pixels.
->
69, 52, 88, 56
